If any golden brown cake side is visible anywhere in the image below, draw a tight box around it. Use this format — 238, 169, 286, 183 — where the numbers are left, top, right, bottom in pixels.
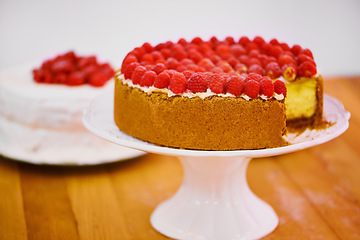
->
114, 78, 288, 150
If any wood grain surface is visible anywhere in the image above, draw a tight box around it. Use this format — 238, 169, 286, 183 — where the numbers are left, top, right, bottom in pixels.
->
0, 77, 359, 240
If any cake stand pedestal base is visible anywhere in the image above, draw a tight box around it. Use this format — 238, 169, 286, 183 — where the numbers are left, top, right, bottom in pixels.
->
151, 156, 278, 240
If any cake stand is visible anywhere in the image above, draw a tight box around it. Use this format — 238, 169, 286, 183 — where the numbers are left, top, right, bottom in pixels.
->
83, 92, 350, 240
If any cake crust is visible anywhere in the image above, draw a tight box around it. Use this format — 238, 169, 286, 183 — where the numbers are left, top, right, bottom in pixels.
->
114, 79, 288, 150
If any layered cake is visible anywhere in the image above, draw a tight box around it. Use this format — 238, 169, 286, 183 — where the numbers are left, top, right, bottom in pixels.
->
114, 36, 324, 150
0, 51, 132, 163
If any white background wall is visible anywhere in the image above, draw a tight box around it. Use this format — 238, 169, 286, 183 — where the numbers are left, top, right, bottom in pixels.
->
1, 0, 360, 77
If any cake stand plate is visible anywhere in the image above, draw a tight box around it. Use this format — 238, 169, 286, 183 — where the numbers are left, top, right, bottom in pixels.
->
83, 91, 350, 240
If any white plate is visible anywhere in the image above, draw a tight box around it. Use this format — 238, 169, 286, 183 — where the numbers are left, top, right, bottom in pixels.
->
83, 91, 350, 158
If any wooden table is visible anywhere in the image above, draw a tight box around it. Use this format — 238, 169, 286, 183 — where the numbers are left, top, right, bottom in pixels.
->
1, 77, 359, 240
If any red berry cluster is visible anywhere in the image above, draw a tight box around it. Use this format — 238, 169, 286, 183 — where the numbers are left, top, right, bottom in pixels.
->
121, 36, 317, 96
33, 51, 115, 87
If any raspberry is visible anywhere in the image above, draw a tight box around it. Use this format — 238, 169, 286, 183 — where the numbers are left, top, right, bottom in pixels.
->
269, 45, 283, 58
123, 62, 140, 79
154, 43, 166, 50
163, 69, 177, 78
186, 64, 198, 71
187, 73, 208, 93
182, 70, 194, 80
176, 64, 187, 72
210, 67, 224, 73
239, 36, 251, 47
226, 75, 245, 97
209, 54, 221, 64
151, 51, 164, 62
187, 48, 202, 63
180, 58, 194, 66
130, 48, 145, 60
225, 36, 235, 45
166, 57, 180, 70
78, 56, 97, 70
53, 73, 68, 84
298, 61, 317, 77
291, 44, 302, 56
121, 54, 138, 71
99, 63, 115, 79
269, 38, 279, 45
160, 48, 171, 59
260, 76, 275, 98
191, 37, 204, 45
279, 42, 291, 52
169, 72, 187, 94
151, 63, 166, 75
142, 42, 154, 53
265, 62, 281, 79
33, 69, 52, 83
249, 49, 260, 58
301, 49, 314, 59
154, 71, 170, 88
244, 80, 260, 98
68, 71, 85, 86
82, 65, 98, 80
245, 72, 263, 82
248, 64, 263, 75
172, 49, 188, 61
246, 42, 259, 52
253, 36, 266, 47
239, 55, 250, 66
230, 44, 246, 57
131, 65, 147, 84
278, 53, 296, 67
141, 53, 154, 64
215, 43, 231, 59
248, 58, 262, 67
208, 73, 225, 94
227, 56, 240, 68
274, 80, 287, 97
51, 59, 74, 73
178, 38, 188, 46
235, 63, 247, 74
261, 56, 277, 66
197, 58, 215, 71
282, 64, 297, 81
296, 54, 316, 66
217, 61, 233, 73
140, 70, 156, 87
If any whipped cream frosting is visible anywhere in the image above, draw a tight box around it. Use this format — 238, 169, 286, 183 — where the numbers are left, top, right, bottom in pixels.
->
0, 63, 137, 164
117, 73, 284, 101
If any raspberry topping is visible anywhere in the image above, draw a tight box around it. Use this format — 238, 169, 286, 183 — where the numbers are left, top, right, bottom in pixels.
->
33, 51, 114, 87
120, 36, 321, 98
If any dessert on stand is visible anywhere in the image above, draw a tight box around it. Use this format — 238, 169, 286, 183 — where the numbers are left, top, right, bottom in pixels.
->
84, 36, 350, 239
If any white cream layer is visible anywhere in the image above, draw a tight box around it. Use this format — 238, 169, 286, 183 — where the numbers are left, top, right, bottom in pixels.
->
0, 63, 113, 129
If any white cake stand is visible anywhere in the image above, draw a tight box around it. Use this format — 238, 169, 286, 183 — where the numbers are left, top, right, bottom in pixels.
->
83, 92, 350, 240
